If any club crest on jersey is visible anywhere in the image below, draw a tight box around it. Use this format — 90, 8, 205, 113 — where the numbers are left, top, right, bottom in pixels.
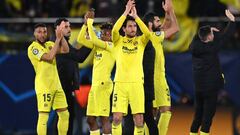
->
155, 31, 162, 36
32, 48, 39, 55
123, 39, 133, 43
133, 41, 138, 46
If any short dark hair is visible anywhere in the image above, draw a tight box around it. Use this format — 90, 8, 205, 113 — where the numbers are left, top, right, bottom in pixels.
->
123, 15, 135, 28
198, 25, 211, 41
143, 12, 158, 25
34, 23, 46, 30
54, 18, 69, 28
100, 22, 113, 30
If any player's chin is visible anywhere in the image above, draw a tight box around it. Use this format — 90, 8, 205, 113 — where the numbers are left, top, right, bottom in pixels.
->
40, 39, 47, 43
130, 32, 136, 37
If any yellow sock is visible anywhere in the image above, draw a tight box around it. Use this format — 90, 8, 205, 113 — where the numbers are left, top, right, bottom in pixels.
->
112, 123, 122, 135
90, 129, 100, 135
134, 126, 144, 135
200, 131, 209, 135
144, 123, 149, 135
57, 110, 69, 135
190, 132, 198, 135
158, 111, 172, 135
37, 113, 49, 135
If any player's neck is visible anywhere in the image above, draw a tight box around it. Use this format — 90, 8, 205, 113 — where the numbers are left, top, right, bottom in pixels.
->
36, 40, 46, 47
125, 35, 135, 38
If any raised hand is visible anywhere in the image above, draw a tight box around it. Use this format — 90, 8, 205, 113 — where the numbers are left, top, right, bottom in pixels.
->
124, 0, 135, 16
56, 21, 64, 39
84, 12, 89, 25
129, 6, 138, 19
211, 27, 220, 32
162, 0, 173, 13
225, 9, 235, 22
88, 9, 95, 19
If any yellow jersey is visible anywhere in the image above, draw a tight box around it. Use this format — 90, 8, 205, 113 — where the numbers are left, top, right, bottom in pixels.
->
77, 22, 115, 84
112, 15, 150, 82
27, 41, 62, 91
92, 47, 115, 83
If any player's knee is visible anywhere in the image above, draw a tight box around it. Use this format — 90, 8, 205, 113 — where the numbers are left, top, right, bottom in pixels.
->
57, 109, 69, 120
113, 113, 123, 125
160, 106, 171, 113
133, 114, 144, 127
38, 112, 49, 124
100, 116, 110, 125
87, 116, 97, 126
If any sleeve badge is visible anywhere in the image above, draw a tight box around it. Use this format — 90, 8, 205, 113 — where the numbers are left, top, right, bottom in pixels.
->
32, 48, 39, 55
155, 31, 162, 36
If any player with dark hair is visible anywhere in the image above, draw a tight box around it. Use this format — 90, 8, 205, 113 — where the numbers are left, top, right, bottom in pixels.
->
110, 0, 151, 134
141, 0, 179, 134
77, 10, 115, 135
28, 22, 70, 135
54, 18, 92, 135
189, 9, 235, 135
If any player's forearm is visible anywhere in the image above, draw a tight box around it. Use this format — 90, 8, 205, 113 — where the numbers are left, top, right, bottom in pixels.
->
222, 21, 235, 36
161, 12, 171, 30
162, 10, 179, 31
169, 10, 179, 32
60, 38, 69, 53
112, 15, 126, 42
135, 17, 150, 37
77, 24, 94, 48
162, 10, 179, 38
87, 19, 107, 49
42, 38, 61, 62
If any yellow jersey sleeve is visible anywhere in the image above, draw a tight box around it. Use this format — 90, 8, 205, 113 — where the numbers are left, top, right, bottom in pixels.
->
135, 17, 151, 46
28, 42, 45, 61
112, 15, 126, 43
151, 31, 166, 75
87, 19, 114, 52
151, 31, 165, 47
77, 24, 94, 49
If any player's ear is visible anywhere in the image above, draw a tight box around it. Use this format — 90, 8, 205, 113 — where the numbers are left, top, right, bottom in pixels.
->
33, 31, 37, 37
122, 27, 126, 33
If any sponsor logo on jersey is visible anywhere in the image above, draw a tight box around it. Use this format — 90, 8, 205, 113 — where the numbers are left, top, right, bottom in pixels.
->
95, 52, 103, 60
122, 46, 138, 54
123, 39, 133, 43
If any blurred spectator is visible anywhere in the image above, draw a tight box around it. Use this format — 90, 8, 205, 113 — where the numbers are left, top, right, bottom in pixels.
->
92, 0, 134, 17
0, 0, 9, 17
69, 0, 92, 17
5, 0, 24, 17
188, 0, 226, 17
41, 0, 71, 17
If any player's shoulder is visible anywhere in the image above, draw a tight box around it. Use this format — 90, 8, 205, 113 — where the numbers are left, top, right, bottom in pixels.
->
28, 41, 39, 52
151, 31, 164, 37
45, 41, 55, 47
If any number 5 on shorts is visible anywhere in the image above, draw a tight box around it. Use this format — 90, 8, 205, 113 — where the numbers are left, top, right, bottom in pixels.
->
113, 94, 117, 102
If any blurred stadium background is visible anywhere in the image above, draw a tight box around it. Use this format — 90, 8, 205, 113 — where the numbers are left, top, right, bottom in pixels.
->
1, 0, 240, 135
